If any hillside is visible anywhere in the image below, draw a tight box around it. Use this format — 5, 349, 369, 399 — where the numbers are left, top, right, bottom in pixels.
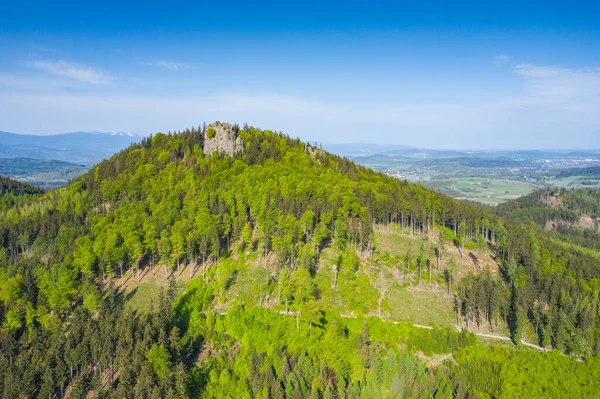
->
1, 122, 600, 398
0, 175, 42, 196
0, 175, 43, 213
496, 188, 600, 250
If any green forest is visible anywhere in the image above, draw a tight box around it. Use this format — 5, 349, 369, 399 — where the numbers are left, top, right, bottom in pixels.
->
495, 187, 600, 251
1, 122, 600, 398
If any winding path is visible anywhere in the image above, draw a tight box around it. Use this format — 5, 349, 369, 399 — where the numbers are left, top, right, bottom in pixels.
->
342, 315, 547, 351
412, 324, 547, 351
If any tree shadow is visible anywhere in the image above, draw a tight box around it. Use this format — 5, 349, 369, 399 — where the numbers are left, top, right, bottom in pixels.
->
225, 269, 239, 290
124, 287, 139, 302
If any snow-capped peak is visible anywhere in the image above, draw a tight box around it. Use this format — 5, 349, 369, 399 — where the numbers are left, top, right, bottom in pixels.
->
82, 130, 142, 137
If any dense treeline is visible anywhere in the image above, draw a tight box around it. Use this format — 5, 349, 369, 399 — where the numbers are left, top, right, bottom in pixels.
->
496, 187, 600, 223
451, 346, 600, 398
455, 218, 600, 353
0, 175, 42, 196
550, 166, 600, 179
2, 123, 600, 396
0, 281, 189, 398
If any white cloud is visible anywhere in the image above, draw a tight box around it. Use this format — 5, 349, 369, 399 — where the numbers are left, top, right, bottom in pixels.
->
494, 54, 511, 64
513, 63, 600, 98
142, 61, 192, 71
27, 60, 115, 85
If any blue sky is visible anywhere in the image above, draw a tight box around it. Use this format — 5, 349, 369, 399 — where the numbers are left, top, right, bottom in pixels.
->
1, 1, 599, 149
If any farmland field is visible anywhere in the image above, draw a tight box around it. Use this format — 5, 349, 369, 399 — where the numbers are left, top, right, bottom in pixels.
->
421, 177, 540, 205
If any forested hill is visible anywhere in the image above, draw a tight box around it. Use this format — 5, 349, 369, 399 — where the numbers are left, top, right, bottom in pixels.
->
0, 175, 42, 196
0, 175, 43, 213
496, 187, 600, 250
2, 122, 600, 397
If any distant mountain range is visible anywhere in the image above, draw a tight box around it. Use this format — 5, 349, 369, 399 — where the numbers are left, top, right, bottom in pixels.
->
319, 143, 412, 157
321, 142, 600, 161
0, 131, 143, 165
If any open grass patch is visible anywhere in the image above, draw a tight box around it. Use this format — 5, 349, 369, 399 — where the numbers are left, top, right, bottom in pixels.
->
125, 277, 184, 313
385, 285, 455, 327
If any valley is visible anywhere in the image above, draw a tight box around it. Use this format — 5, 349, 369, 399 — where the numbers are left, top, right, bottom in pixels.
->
0, 131, 141, 188
329, 144, 600, 205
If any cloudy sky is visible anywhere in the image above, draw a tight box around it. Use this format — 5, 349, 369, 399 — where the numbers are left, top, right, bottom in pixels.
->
1, 1, 599, 149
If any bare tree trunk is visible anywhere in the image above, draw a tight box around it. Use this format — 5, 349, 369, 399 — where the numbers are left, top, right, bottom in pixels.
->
333, 266, 338, 289
428, 261, 431, 285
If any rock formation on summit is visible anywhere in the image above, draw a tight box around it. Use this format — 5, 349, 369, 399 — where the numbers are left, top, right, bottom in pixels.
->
203, 121, 244, 157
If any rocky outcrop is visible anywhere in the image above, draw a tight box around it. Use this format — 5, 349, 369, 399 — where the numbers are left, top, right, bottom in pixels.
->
203, 121, 244, 157
305, 143, 323, 158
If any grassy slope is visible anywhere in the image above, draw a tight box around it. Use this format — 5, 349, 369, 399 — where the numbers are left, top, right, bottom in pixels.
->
124, 225, 502, 333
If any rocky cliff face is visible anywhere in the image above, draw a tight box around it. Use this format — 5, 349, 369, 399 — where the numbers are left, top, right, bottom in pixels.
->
203, 121, 244, 157
305, 143, 323, 158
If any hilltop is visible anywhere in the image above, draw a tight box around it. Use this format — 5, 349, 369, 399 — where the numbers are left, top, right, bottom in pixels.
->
1, 122, 600, 398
